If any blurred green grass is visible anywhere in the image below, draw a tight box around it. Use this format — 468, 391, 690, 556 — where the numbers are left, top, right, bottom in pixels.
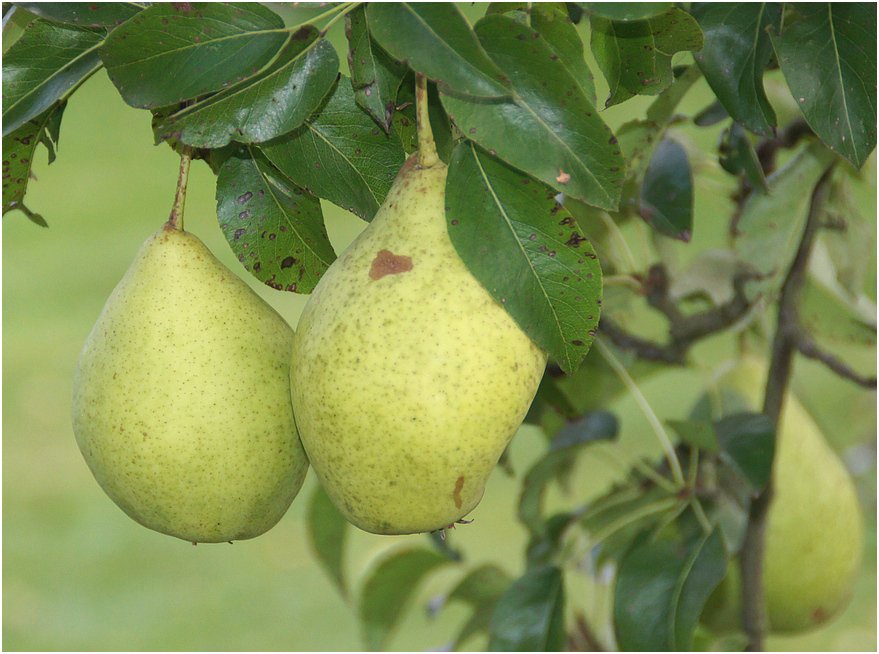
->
4, 11, 876, 651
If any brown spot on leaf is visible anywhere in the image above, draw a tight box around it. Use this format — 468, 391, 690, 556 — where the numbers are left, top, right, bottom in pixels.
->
565, 232, 587, 248
453, 476, 465, 509
369, 249, 413, 280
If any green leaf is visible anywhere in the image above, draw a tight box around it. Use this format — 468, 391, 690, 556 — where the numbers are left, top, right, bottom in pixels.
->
719, 121, 768, 192
614, 525, 728, 651
585, 3, 673, 22
447, 564, 514, 649
260, 76, 405, 222
590, 7, 704, 107
2, 100, 66, 218
446, 142, 602, 374
639, 137, 694, 241
359, 547, 449, 651
307, 483, 349, 597
215, 147, 335, 293
716, 412, 775, 492
15, 2, 144, 27
442, 13, 625, 209
666, 419, 720, 452
527, 3, 598, 105
692, 2, 783, 136
345, 5, 408, 132
100, 2, 288, 109
518, 411, 617, 537
735, 140, 837, 300
366, 2, 510, 99
2, 19, 104, 136
771, 3, 877, 169
153, 29, 339, 148
799, 275, 877, 346
489, 564, 566, 652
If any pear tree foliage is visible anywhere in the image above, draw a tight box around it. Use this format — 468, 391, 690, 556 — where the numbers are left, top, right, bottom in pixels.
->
4, 2, 876, 651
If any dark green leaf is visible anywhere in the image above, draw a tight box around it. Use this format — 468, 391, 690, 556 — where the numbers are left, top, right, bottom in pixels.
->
100, 2, 288, 109
771, 3, 877, 169
215, 147, 334, 293
693, 99, 730, 127
15, 2, 144, 27
716, 412, 775, 491
307, 482, 349, 597
489, 565, 566, 652
518, 411, 617, 536
260, 76, 405, 222
153, 29, 339, 148
585, 3, 673, 22
443, 14, 624, 209
639, 137, 694, 241
446, 142, 602, 374
612, 64, 703, 209
692, 2, 782, 136
666, 419, 720, 452
366, 2, 510, 98
2, 100, 66, 217
345, 4, 407, 131
2, 19, 103, 136
614, 526, 728, 651
735, 140, 837, 300
719, 121, 768, 191
359, 547, 449, 651
590, 7, 704, 107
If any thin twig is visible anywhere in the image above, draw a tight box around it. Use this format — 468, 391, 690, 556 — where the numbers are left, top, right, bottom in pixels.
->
167, 145, 193, 230
797, 333, 877, 388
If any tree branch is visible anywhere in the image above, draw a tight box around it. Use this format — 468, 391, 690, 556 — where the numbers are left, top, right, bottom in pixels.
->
797, 332, 878, 389
739, 162, 836, 652
598, 265, 756, 365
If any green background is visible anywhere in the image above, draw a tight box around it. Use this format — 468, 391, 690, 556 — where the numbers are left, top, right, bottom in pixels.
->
3, 5, 876, 651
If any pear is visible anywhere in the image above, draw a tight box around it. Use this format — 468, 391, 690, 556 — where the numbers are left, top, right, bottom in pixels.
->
72, 223, 308, 543
290, 153, 548, 535
703, 355, 864, 633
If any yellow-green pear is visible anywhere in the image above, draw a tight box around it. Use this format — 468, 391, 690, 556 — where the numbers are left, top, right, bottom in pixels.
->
704, 355, 864, 633
72, 223, 308, 543
290, 153, 548, 535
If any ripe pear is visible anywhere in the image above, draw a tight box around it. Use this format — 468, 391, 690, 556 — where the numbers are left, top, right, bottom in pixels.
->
703, 355, 864, 633
72, 223, 308, 543
290, 153, 548, 535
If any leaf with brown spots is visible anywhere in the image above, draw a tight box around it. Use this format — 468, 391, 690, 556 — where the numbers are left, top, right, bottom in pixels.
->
446, 141, 602, 375
2, 100, 65, 221
216, 146, 335, 293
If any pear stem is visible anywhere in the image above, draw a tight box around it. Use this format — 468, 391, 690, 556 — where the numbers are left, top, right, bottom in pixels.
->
415, 73, 439, 169
167, 145, 193, 231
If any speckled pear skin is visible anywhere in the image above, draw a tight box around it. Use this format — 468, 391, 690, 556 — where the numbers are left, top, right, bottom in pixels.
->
72, 225, 308, 543
715, 356, 864, 633
290, 154, 548, 535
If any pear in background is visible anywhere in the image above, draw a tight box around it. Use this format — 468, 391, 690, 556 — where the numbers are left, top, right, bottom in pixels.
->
703, 355, 864, 633
72, 223, 308, 543
291, 153, 548, 535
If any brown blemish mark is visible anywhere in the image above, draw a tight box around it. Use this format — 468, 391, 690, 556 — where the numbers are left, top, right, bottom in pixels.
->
453, 476, 465, 509
369, 249, 413, 280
